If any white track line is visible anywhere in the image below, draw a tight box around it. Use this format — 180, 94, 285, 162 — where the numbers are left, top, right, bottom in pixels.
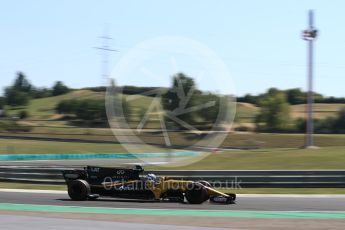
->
237, 194, 345, 198
1, 189, 345, 198
1, 202, 345, 214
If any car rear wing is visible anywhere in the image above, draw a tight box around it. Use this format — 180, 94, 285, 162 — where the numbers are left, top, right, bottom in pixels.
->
62, 165, 144, 185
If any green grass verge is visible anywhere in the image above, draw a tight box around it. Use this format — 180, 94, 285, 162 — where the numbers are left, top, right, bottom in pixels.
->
0, 182, 66, 190
150, 146, 345, 170
0, 138, 128, 154
1, 139, 345, 170
222, 133, 345, 148
2, 132, 345, 149
0, 138, 168, 154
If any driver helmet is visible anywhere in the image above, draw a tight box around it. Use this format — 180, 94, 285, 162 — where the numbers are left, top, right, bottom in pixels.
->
146, 173, 157, 182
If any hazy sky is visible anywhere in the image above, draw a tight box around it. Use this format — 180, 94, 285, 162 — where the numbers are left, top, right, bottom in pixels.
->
1, 0, 345, 96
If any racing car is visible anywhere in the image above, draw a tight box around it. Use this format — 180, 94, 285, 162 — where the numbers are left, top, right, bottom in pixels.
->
62, 165, 236, 204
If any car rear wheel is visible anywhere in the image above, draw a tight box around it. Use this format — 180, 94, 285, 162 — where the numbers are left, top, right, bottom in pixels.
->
68, 179, 91, 201
185, 183, 209, 204
162, 189, 184, 202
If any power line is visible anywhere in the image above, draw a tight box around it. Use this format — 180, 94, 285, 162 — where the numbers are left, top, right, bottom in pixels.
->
94, 27, 117, 85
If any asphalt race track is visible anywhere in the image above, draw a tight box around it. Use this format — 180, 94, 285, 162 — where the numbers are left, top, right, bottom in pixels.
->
1, 190, 345, 229
0, 215, 232, 230
1, 190, 345, 211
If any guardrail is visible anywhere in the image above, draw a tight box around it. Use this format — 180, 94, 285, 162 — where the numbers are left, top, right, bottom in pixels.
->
0, 166, 345, 188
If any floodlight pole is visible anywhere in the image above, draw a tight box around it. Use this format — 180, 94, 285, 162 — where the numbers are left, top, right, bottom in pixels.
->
302, 10, 318, 148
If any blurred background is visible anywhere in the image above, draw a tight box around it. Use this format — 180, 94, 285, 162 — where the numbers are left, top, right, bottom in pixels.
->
0, 0, 345, 171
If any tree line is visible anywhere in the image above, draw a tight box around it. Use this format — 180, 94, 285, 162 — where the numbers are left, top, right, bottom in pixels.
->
2, 72, 344, 134
238, 88, 345, 105
56, 73, 225, 129
254, 88, 345, 133
3, 72, 70, 107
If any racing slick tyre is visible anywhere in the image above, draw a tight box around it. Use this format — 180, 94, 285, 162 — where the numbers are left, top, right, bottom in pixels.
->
67, 179, 91, 201
227, 193, 236, 201
162, 189, 184, 202
185, 183, 209, 204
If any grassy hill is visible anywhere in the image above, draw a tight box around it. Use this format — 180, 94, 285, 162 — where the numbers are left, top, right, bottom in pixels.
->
8, 90, 104, 120
6, 90, 155, 124
5, 90, 345, 127
2, 90, 345, 171
291, 103, 345, 119
2, 91, 345, 153
235, 103, 345, 124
